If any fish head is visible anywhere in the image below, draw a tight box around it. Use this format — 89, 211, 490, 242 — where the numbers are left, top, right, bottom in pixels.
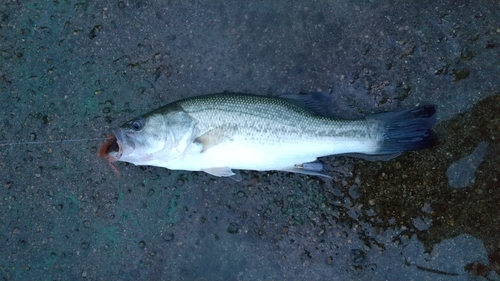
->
103, 109, 196, 167
113, 113, 171, 164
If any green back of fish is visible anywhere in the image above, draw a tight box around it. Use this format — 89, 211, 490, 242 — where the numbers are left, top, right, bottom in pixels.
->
172, 93, 368, 141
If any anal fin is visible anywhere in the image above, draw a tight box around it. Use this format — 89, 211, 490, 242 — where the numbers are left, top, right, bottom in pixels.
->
282, 160, 332, 179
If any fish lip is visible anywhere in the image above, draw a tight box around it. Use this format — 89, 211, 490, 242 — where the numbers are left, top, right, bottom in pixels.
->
112, 128, 124, 145
110, 129, 127, 161
113, 128, 135, 149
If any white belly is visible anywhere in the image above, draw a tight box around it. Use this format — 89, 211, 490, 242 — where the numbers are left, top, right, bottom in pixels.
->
159, 135, 379, 172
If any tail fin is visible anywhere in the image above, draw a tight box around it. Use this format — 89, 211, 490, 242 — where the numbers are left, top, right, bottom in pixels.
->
370, 105, 438, 154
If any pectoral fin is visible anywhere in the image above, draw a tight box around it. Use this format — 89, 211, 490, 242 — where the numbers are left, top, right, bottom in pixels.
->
194, 124, 235, 152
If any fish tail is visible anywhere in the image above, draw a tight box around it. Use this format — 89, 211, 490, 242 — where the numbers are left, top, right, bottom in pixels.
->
371, 105, 438, 154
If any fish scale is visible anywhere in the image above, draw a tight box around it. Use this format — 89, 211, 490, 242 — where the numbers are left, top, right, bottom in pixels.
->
177, 95, 376, 143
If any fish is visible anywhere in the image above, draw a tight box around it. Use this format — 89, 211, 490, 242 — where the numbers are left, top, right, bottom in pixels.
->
98, 93, 438, 178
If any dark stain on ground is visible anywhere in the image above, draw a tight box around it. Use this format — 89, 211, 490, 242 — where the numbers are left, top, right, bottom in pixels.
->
358, 93, 500, 259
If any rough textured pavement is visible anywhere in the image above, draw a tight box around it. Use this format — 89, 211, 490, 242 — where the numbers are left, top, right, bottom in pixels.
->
1, 1, 500, 280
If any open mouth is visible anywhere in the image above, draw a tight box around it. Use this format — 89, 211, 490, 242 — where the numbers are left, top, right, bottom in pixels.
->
98, 134, 123, 176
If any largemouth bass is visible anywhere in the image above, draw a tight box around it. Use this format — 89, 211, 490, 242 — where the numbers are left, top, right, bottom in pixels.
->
98, 93, 437, 178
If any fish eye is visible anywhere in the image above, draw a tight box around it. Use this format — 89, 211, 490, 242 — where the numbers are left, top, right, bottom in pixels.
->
131, 118, 144, 131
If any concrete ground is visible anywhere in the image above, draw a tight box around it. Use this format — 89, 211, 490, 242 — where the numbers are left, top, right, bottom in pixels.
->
1, 1, 499, 280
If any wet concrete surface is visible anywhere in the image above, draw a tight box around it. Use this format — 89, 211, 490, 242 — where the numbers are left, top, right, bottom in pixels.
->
1, 1, 500, 280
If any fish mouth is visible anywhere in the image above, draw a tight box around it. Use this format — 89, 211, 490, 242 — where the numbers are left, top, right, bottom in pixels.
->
98, 133, 123, 177
98, 134, 123, 162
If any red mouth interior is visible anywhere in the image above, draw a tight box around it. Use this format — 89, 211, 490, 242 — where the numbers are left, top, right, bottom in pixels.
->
98, 134, 119, 158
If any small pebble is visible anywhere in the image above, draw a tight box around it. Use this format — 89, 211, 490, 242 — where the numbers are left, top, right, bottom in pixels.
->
227, 222, 240, 234
163, 232, 174, 242
139, 241, 146, 248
